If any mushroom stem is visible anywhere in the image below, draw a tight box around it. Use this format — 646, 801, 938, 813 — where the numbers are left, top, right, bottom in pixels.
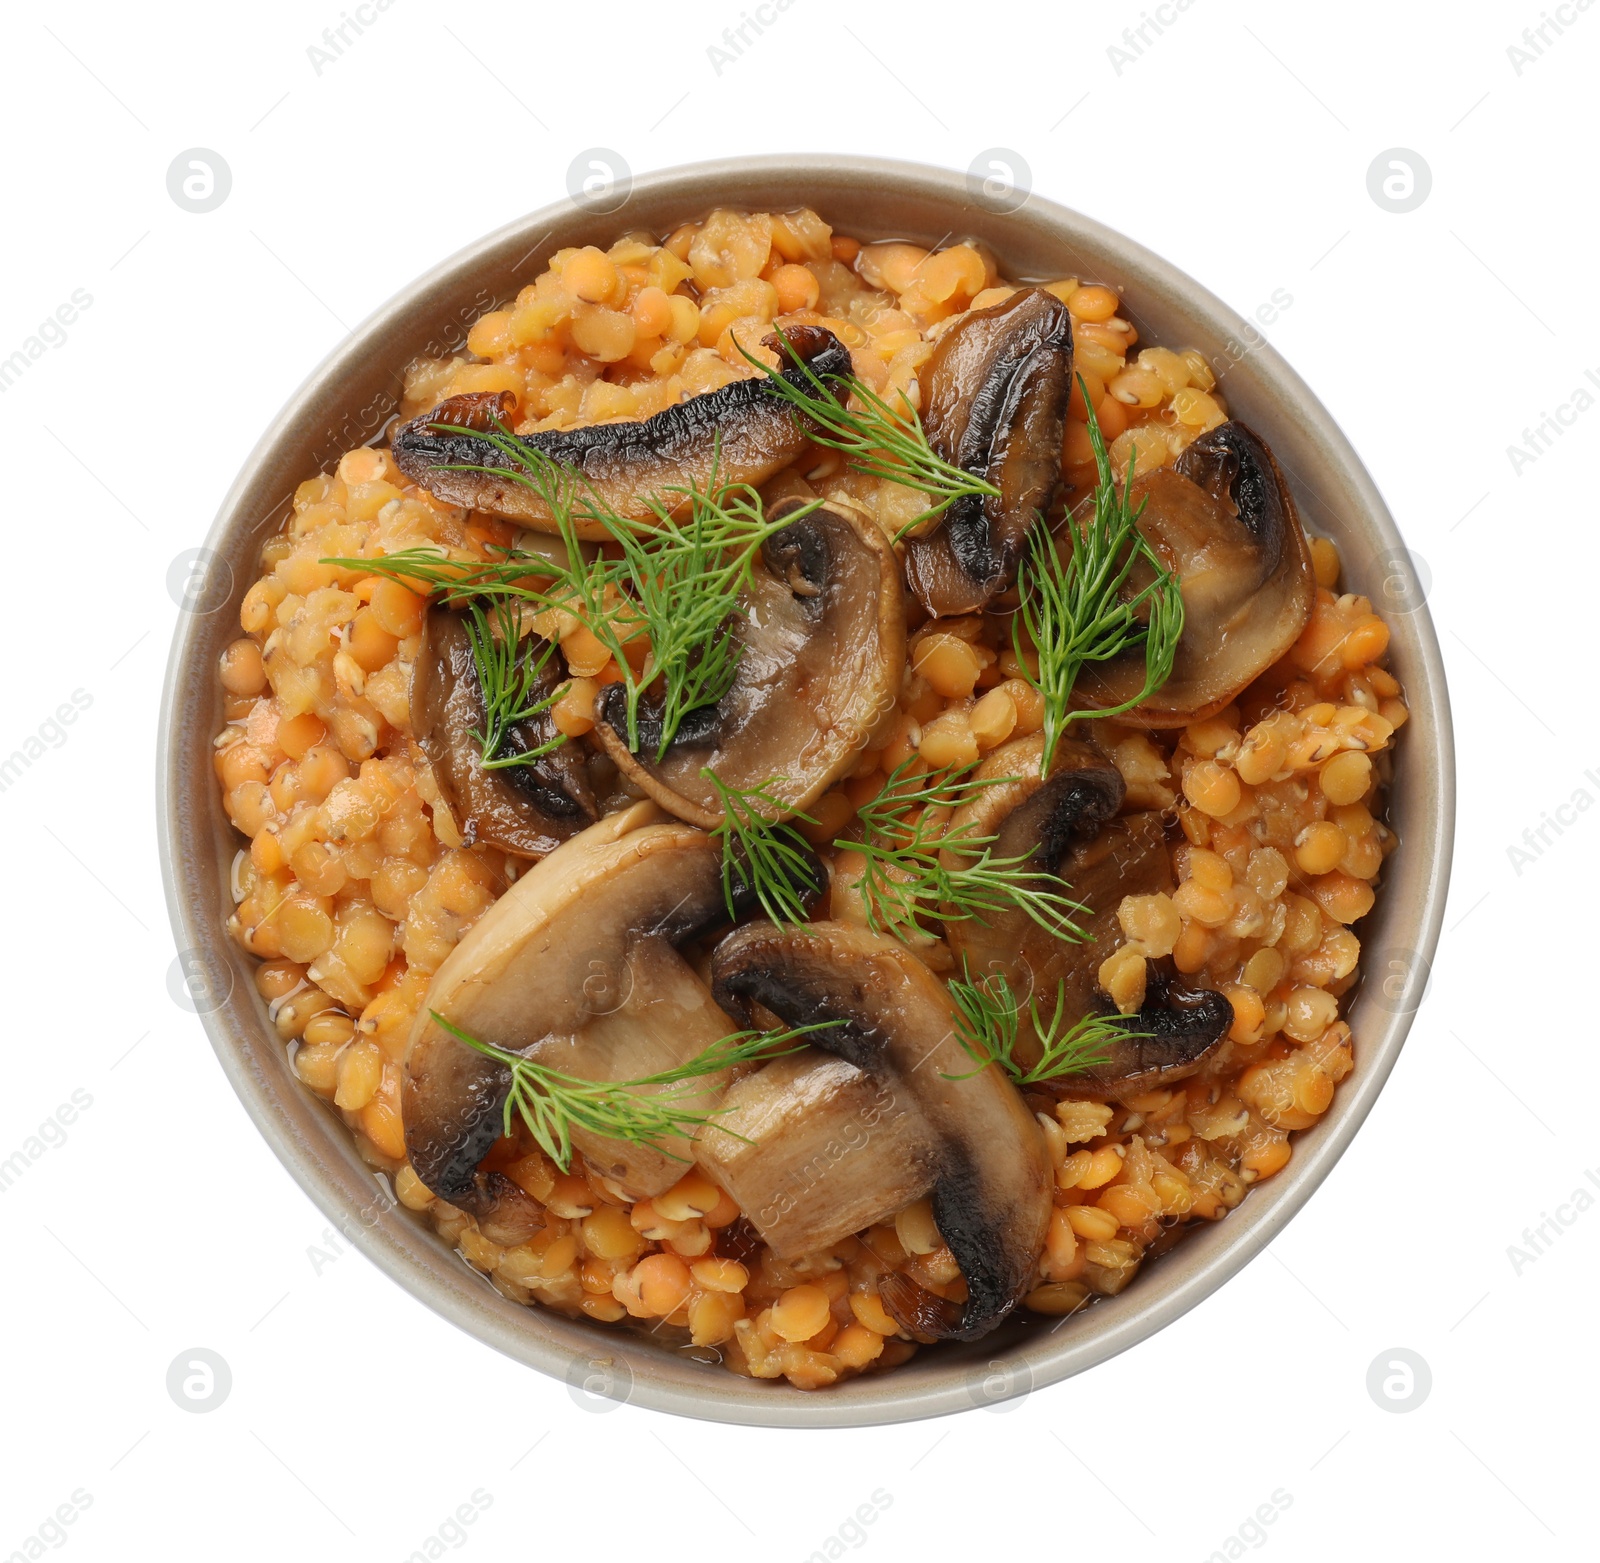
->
694, 1049, 938, 1257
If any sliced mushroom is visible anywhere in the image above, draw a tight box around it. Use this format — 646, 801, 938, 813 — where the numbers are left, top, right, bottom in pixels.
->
695, 1048, 939, 1257
390, 326, 852, 541
942, 731, 1130, 1030
945, 732, 1231, 1095
412, 603, 597, 859
1056, 971, 1235, 1100
403, 802, 749, 1218
903, 288, 1074, 617
472, 1174, 547, 1248
710, 920, 1051, 1341
594, 497, 905, 827
944, 731, 1128, 895
1073, 421, 1314, 726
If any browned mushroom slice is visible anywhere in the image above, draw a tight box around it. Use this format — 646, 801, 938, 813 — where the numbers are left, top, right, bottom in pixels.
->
593, 497, 905, 828
943, 731, 1128, 904
944, 732, 1231, 1094
944, 732, 1132, 1040
1074, 421, 1315, 727
695, 1049, 938, 1256
390, 326, 852, 541
473, 1173, 547, 1248
403, 803, 751, 1219
710, 920, 1051, 1341
903, 288, 1074, 617
412, 604, 597, 859
1057, 972, 1235, 1101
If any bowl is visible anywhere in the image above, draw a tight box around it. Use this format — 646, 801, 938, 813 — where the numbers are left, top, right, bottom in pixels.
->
159, 153, 1454, 1427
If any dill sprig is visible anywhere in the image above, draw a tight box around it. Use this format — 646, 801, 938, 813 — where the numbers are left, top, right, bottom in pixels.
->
702, 769, 818, 929
462, 599, 568, 771
432, 1010, 836, 1172
327, 423, 807, 759
610, 479, 810, 759
836, 758, 1088, 940
320, 549, 573, 770
1015, 384, 1186, 774
739, 330, 999, 532
944, 965, 1142, 1086
323, 545, 565, 607
427, 420, 785, 759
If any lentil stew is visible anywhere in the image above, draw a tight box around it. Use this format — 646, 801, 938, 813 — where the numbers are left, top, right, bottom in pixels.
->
211, 205, 1406, 1391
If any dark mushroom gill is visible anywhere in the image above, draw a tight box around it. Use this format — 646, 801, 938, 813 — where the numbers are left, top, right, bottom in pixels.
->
945, 732, 1231, 1094
1059, 972, 1235, 1101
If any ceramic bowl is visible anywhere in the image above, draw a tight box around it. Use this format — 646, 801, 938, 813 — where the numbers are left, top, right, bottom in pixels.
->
159, 154, 1453, 1426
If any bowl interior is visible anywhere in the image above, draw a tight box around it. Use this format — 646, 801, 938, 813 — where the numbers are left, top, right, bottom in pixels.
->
160, 155, 1453, 1427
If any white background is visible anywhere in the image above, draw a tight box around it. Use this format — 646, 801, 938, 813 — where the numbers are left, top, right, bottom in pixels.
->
0, 0, 1591, 1558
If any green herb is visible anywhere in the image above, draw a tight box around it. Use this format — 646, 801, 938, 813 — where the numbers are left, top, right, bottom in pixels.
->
1015, 385, 1185, 774
322, 545, 565, 607
837, 758, 1088, 940
432, 1010, 837, 1172
429, 421, 790, 759
739, 330, 998, 533
944, 964, 1141, 1086
702, 769, 818, 929
328, 423, 810, 760
606, 478, 809, 759
462, 598, 568, 771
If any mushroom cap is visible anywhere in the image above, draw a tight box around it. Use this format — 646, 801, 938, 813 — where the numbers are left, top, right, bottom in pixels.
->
412, 604, 598, 859
594, 497, 905, 828
944, 733, 1231, 1095
709, 919, 1052, 1341
402, 802, 746, 1213
1074, 421, 1315, 727
389, 327, 852, 542
903, 287, 1075, 616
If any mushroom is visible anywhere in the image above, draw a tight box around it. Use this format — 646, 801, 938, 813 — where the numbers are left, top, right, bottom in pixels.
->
403, 802, 761, 1217
1058, 971, 1235, 1101
1073, 421, 1315, 726
944, 732, 1231, 1096
709, 920, 1052, 1341
594, 497, 905, 827
412, 603, 598, 859
390, 326, 852, 541
903, 288, 1075, 617
695, 1048, 939, 1258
